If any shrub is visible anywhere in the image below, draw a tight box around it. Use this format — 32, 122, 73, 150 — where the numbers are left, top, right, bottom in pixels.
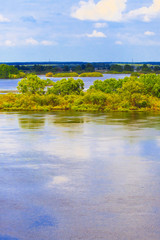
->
53, 72, 79, 77
46, 72, 54, 77
17, 74, 46, 95
79, 72, 103, 77
47, 78, 84, 95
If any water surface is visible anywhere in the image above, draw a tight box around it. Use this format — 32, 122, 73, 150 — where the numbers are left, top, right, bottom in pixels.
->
0, 111, 160, 240
0, 74, 130, 91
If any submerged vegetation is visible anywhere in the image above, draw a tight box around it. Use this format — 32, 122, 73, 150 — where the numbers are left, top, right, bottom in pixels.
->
1, 73, 160, 111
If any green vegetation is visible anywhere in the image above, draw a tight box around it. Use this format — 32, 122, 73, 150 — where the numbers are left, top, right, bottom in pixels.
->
79, 72, 103, 77
131, 72, 141, 77
47, 78, 84, 95
107, 64, 134, 74
106, 63, 160, 74
1, 73, 160, 112
17, 74, 46, 95
46, 72, 79, 77
0, 64, 26, 79
110, 64, 123, 73
3, 61, 160, 75
17, 62, 96, 75
89, 78, 127, 93
4, 62, 160, 76
45, 72, 54, 77
45, 72, 103, 78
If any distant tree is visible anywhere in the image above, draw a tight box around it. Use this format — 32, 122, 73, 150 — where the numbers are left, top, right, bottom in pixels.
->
33, 65, 45, 73
85, 63, 95, 72
110, 64, 123, 72
63, 65, 70, 72
154, 66, 160, 72
74, 65, 82, 73
18, 65, 31, 72
45, 66, 54, 72
9, 65, 19, 74
52, 66, 62, 73
105, 64, 111, 70
0, 64, 19, 78
136, 66, 141, 72
81, 64, 86, 70
141, 64, 151, 73
124, 64, 134, 72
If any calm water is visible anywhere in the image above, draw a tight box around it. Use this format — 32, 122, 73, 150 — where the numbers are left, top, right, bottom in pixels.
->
0, 74, 130, 91
0, 111, 160, 240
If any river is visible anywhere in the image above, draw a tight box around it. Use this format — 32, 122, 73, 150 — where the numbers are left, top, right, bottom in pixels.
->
0, 111, 160, 240
0, 74, 130, 91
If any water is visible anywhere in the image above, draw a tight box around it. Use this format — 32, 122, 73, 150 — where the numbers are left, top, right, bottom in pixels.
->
42, 74, 130, 90
0, 111, 160, 240
0, 79, 21, 91
0, 74, 130, 91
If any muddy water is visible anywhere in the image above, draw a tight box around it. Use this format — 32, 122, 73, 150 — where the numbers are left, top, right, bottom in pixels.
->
0, 111, 160, 240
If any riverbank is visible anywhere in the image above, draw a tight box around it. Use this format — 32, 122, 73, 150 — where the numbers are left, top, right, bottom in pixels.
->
0, 91, 160, 112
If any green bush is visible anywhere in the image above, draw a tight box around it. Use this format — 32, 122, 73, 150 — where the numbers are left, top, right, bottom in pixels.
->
47, 78, 84, 96
139, 74, 160, 97
79, 72, 103, 77
53, 72, 79, 77
2, 73, 160, 112
17, 74, 46, 95
89, 77, 127, 93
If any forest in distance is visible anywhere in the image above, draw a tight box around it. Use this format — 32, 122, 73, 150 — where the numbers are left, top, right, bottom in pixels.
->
1, 73, 160, 112
0, 63, 160, 79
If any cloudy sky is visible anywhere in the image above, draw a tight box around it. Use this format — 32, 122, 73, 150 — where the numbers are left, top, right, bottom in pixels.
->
0, 0, 160, 62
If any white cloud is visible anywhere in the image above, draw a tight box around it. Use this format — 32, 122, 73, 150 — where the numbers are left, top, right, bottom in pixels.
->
72, 0, 160, 23
86, 30, 106, 38
26, 37, 39, 45
25, 38, 58, 46
0, 14, 10, 22
4, 40, 15, 47
126, 0, 160, 22
115, 40, 123, 45
144, 31, 155, 36
71, 0, 127, 21
41, 40, 57, 46
51, 176, 69, 185
94, 22, 107, 28
117, 33, 160, 46
0, 38, 58, 47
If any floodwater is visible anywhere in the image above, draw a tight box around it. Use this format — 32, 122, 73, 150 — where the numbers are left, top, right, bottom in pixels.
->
0, 74, 130, 91
0, 111, 160, 240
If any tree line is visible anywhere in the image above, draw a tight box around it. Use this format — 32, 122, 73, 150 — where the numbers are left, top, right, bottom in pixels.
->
0, 63, 160, 79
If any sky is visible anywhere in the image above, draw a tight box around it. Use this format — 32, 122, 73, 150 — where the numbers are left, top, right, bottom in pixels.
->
0, 0, 160, 62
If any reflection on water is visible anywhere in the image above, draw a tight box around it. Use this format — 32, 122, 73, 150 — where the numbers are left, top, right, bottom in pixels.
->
18, 114, 46, 130
0, 111, 160, 240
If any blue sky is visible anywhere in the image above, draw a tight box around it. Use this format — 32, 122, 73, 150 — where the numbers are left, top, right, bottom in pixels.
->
0, 0, 160, 62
